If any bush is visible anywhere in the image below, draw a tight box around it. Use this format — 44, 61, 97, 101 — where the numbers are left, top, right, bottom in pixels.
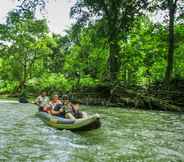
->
79, 75, 100, 87
0, 80, 18, 94
27, 73, 73, 94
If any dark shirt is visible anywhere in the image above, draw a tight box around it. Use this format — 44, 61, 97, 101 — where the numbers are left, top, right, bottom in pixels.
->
53, 104, 65, 118
53, 103, 64, 111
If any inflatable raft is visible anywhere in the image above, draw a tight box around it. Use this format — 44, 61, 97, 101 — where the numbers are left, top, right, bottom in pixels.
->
36, 112, 101, 131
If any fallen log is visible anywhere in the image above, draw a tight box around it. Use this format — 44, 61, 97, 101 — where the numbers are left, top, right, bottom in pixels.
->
111, 86, 183, 111
118, 93, 182, 112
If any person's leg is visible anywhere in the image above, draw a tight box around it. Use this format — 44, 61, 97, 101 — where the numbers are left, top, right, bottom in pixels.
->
65, 113, 76, 120
59, 114, 65, 118
81, 112, 88, 118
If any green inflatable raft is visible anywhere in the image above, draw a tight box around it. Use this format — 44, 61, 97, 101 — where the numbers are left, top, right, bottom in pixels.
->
36, 112, 101, 131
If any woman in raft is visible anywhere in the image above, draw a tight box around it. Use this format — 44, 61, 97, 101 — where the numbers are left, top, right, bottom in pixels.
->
43, 95, 87, 119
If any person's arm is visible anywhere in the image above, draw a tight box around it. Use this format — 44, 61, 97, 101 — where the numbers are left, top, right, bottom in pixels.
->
50, 109, 61, 115
59, 108, 65, 113
65, 112, 76, 120
45, 97, 50, 104
74, 105, 80, 111
34, 96, 40, 105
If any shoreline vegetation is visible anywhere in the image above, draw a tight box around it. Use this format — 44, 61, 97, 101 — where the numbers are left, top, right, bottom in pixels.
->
0, 1, 184, 113
1, 79, 183, 112
0, 94, 182, 112
72, 82, 184, 112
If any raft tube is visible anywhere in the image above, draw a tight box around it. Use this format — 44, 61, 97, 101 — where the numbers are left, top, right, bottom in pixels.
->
36, 112, 101, 131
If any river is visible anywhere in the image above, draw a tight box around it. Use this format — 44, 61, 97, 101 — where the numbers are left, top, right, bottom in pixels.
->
0, 101, 184, 162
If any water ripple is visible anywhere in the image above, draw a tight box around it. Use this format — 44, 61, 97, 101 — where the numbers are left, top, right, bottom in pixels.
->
0, 103, 184, 162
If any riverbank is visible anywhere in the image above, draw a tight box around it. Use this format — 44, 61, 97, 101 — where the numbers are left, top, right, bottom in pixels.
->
71, 93, 183, 112
70, 83, 184, 112
1, 79, 184, 112
1, 91, 183, 113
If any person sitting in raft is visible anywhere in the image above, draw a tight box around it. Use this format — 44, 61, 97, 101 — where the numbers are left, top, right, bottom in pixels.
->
35, 91, 49, 111
44, 95, 65, 118
48, 95, 62, 109
69, 99, 87, 119
61, 95, 76, 120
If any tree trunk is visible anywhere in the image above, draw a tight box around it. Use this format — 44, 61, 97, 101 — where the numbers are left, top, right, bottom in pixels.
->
21, 53, 27, 92
165, 0, 177, 85
108, 40, 121, 82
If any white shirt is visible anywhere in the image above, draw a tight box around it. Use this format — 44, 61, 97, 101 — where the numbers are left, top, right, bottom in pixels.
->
35, 95, 49, 107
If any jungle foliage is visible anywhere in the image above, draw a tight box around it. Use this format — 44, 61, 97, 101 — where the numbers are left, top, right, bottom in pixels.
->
0, 0, 184, 95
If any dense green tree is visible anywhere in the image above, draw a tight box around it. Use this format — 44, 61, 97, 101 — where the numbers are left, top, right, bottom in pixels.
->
119, 17, 167, 86
71, 0, 148, 82
149, 0, 184, 84
41, 34, 64, 73
0, 9, 49, 92
0, 0, 184, 96
63, 25, 108, 80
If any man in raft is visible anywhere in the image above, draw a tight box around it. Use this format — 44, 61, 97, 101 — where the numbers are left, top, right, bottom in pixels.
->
60, 95, 76, 120
35, 91, 49, 111
61, 95, 88, 119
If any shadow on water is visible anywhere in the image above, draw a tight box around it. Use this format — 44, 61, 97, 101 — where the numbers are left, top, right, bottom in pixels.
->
0, 102, 184, 162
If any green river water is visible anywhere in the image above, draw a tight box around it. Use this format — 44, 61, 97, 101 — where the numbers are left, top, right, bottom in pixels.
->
0, 101, 184, 162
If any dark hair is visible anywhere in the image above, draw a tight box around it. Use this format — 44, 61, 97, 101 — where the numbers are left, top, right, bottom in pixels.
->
41, 91, 47, 94
62, 95, 69, 100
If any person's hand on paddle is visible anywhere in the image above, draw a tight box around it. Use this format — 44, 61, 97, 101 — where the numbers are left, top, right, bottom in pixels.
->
59, 107, 66, 113
63, 106, 71, 113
